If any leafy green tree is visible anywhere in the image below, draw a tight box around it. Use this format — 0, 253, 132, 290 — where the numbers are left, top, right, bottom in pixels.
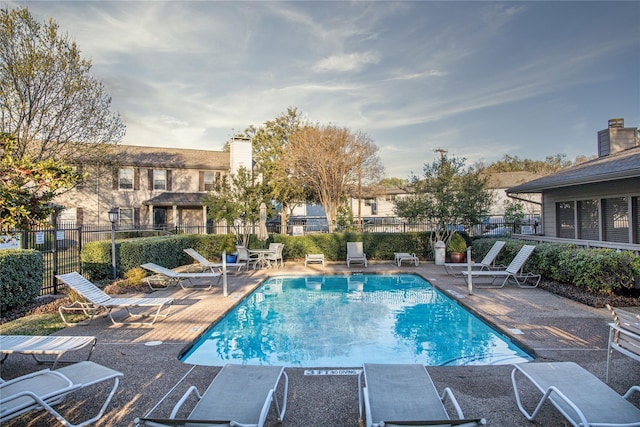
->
244, 107, 308, 233
0, 133, 80, 231
394, 151, 493, 244
503, 199, 526, 233
204, 167, 268, 247
0, 6, 125, 163
481, 154, 572, 174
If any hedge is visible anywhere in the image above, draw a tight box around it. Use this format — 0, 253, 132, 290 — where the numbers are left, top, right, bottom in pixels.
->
0, 249, 43, 312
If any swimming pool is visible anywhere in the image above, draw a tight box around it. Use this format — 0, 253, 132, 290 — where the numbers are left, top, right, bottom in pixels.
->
181, 274, 532, 367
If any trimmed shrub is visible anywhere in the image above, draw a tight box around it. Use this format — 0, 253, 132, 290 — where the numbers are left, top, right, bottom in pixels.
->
0, 249, 43, 312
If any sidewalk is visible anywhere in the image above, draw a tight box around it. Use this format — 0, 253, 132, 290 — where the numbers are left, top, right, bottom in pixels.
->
2, 261, 639, 426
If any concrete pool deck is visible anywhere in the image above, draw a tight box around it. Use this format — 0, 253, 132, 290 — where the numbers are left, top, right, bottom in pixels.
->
2, 260, 639, 426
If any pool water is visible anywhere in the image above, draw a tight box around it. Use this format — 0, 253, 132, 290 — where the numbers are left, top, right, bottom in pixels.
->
181, 274, 532, 367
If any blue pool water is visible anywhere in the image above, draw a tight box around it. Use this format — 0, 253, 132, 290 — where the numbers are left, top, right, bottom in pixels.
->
181, 274, 532, 367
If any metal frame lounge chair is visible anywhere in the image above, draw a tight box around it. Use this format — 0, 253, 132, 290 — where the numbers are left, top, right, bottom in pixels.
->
443, 241, 506, 276
605, 304, 640, 383
183, 248, 246, 274
56, 272, 173, 326
347, 242, 368, 267
394, 252, 419, 267
136, 364, 288, 427
0, 360, 122, 427
511, 361, 640, 427
359, 363, 486, 427
0, 335, 96, 369
461, 244, 540, 288
141, 262, 221, 290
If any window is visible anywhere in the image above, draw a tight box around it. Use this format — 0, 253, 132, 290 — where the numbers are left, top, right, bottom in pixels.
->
203, 171, 217, 191
153, 170, 166, 191
602, 197, 629, 243
633, 197, 639, 244
119, 168, 134, 190
119, 208, 134, 227
556, 201, 575, 238
577, 199, 599, 240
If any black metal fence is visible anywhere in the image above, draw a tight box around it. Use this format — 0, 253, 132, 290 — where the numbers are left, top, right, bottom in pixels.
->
7, 215, 530, 295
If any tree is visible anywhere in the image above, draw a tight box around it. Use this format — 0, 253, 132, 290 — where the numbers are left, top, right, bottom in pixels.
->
244, 107, 308, 233
283, 124, 383, 229
0, 6, 125, 163
394, 151, 493, 244
204, 167, 268, 247
481, 154, 572, 174
0, 133, 80, 231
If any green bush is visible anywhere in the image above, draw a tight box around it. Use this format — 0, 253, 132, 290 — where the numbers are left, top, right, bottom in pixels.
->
0, 249, 43, 312
447, 233, 467, 253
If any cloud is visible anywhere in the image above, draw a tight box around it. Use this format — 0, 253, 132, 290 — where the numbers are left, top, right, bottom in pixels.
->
313, 51, 381, 73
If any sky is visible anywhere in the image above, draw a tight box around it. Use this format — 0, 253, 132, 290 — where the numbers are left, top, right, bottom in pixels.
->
9, 1, 640, 179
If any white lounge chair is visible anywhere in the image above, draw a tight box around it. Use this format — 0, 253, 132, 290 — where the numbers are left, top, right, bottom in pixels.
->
0, 360, 122, 427
461, 244, 540, 288
606, 304, 640, 383
183, 248, 246, 274
305, 253, 325, 267
56, 272, 173, 326
443, 240, 506, 276
347, 242, 368, 267
359, 363, 486, 427
0, 335, 96, 369
141, 262, 221, 290
394, 252, 419, 267
511, 361, 640, 427
136, 364, 288, 427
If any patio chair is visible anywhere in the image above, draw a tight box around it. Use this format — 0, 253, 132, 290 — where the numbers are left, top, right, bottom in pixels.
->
394, 252, 419, 267
347, 242, 368, 267
511, 361, 640, 426
141, 262, 221, 290
56, 272, 173, 326
461, 244, 540, 288
443, 240, 506, 276
0, 360, 122, 427
264, 243, 284, 268
183, 248, 246, 274
135, 364, 288, 427
0, 335, 96, 369
359, 363, 486, 427
605, 304, 640, 383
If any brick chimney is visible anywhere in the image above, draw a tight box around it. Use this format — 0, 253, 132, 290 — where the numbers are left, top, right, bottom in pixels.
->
597, 118, 639, 157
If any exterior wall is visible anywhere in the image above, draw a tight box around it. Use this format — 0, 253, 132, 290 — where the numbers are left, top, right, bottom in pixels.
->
540, 177, 640, 239
53, 145, 242, 228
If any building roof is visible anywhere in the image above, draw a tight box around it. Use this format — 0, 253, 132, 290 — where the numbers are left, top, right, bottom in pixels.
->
507, 146, 640, 193
143, 192, 208, 207
115, 145, 229, 170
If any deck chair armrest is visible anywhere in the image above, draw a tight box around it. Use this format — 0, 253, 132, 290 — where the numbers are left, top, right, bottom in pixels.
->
623, 385, 640, 400
169, 385, 203, 418
380, 419, 486, 426
135, 417, 230, 426
440, 387, 465, 419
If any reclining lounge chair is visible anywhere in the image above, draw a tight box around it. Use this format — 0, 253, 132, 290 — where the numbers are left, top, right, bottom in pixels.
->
461, 244, 540, 288
0, 360, 122, 427
183, 248, 247, 274
511, 361, 640, 426
605, 304, 640, 383
141, 262, 221, 290
347, 242, 368, 267
56, 272, 173, 326
359, 363, 486, 427
136, 364, 288, 427
443, 240, 506, 276
0, 335, 96, 369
